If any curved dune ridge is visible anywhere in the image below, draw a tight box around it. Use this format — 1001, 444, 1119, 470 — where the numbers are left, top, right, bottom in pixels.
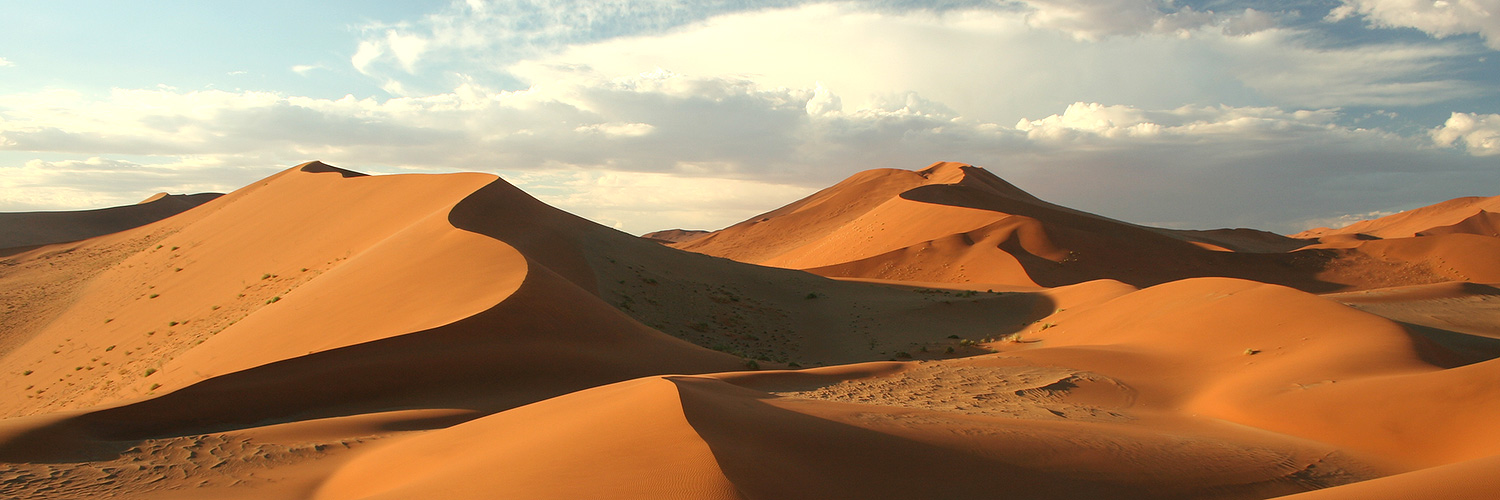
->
673, 162, 1500, 292
1295, 195, 1500, 239
1, 160, 1498, 499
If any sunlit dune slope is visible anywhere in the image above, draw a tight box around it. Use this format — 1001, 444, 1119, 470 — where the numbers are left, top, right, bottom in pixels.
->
1295, 195, 1500, 239
675, 162, 1491, 291
993, 277, 1500, 469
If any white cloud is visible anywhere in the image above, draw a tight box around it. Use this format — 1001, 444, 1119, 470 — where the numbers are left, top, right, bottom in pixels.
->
1012, 0, 1278, 40
2, 66, 1491, 234
1330, 0, 1500, 49
506, 169, 812, 231
1016, 102, 1345, 141
510, 4, 1480, 124
0, 57, 12, 67
1433, 112, 1500, 156
0, 156, 276, 212
291, 65, 322, 76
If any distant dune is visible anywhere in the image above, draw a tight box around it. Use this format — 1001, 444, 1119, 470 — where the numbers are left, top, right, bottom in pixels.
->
1, 161, 1497, 499
0, 193, 220, 253
672, 162, 1500, 291
641, 228, 711, 243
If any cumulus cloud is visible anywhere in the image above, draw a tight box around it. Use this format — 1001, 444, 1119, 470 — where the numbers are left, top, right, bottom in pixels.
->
1433, 112, 1500, 156
0, 57, 15, 67
1329, 0, 1500, 49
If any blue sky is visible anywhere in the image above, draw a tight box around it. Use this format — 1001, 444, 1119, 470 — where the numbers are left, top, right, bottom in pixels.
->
1, 0, 1497, 234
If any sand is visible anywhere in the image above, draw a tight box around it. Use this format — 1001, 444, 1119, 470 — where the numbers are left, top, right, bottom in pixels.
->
0, 160, 1497, 499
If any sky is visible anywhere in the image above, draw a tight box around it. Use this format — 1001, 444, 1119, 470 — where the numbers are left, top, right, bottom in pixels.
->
1, 0, 1497, 235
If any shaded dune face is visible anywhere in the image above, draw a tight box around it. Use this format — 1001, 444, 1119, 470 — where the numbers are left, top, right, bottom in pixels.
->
2, 160, 1499, 500
0, 193, 221, 254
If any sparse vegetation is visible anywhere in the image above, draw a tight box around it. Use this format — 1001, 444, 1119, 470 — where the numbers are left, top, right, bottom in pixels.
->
143, 368, 157, 377
744, 359, 760, 370
1244, 348, 1260, 356
149, 383, 161, 390
149, 294, 160, 299
267, 296, 281, 304
805, 292, 819, 299
168, 321, 178, 326
261, 273, 272, 280
22, 370, 32, 376
105, 345, 115, 352
895, 351, 912, 359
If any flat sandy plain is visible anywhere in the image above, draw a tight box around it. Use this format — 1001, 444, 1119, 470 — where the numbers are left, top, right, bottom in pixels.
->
1, 161, 1497, 499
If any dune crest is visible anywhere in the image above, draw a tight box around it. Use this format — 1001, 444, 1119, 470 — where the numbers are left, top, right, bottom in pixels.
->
3, 160, 1499, 499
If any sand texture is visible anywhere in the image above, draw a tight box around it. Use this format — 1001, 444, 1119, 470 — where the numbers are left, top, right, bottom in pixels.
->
1, 160, 1497, 499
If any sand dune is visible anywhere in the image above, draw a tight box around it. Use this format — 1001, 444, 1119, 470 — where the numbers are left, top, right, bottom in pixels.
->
0, 193, 220, 254
641, 229, 711, 243
2, 161, 1498, 499
672, 162, 1496, 292
1296, 195, 1500, 239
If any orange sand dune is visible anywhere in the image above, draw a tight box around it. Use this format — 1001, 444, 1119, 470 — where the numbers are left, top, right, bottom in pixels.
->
316, 372, 1378, 499
0, 193, 219, 253
641, 228, 711, 243
994, 277, 1500, 468
1272, 453, 1500, 500
0, 161, 744, 462
2, 160, 1498, 499
673, 162, 1452, 292
1295, 195, 1500, 239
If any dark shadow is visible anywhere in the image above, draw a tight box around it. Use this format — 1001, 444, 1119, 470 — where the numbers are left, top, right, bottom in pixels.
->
1398, 321, 1500, 368
298, 160, 368, 177
896, 182, 1347, 292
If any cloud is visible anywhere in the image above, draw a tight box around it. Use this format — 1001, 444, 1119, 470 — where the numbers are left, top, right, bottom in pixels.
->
1329, 0, 1500, 50
0, 156, 278, 212
0, 57, 14, 67
510, 3, 1482, 123
1012, 0, 1279, 40
505, 169, 811, 230
291, 65, 322, 76
2, 66, 1493, 234
1433, 112, 1500, 156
